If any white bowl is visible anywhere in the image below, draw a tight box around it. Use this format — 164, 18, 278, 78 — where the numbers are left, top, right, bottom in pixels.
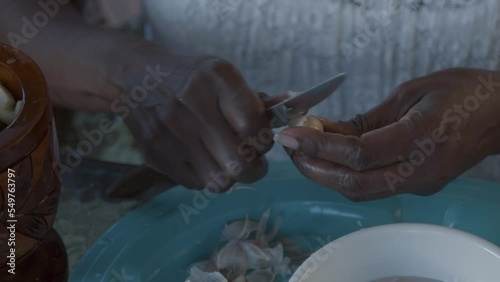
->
290, 223, 500, 282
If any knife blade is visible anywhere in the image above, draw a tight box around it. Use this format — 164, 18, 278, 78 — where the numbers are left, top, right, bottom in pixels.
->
267, 73, 346, 127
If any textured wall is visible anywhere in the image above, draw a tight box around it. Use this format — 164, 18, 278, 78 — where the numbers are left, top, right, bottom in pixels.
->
143, 0, 500, 182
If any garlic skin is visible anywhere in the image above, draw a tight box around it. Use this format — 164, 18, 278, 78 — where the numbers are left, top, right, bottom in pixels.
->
287, 115, 324, 132
0, 83, 22, 126
213, 240, 249, 276
187, 209, 296, 282
221, 216, 259, 241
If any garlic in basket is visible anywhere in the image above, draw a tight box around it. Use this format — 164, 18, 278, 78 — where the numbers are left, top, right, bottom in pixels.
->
0, 82, 23, 126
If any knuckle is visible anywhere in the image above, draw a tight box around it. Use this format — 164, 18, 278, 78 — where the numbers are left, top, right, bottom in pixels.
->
350, 113, 370, 133
236, 115, 262, 137
336, 172, 363, 197
346, 138, 370, 171
204, 57, 237, 76
307, 137, 324, 157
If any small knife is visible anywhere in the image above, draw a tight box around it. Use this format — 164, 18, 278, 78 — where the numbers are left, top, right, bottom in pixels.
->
267, 73, 346, 127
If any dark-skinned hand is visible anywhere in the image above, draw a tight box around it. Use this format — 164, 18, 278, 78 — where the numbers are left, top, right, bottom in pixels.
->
112, 45, 278, 192
274, 68, 500, 201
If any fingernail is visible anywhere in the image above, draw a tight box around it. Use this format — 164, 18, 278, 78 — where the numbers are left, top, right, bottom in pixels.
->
274, 133, 299, 150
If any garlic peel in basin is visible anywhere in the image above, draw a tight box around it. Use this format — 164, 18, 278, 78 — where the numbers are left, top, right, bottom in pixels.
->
0, 83, 22, 125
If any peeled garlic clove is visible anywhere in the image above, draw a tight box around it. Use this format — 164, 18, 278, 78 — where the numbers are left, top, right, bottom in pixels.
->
288, 115, 324, 132
0, 83, 22, 125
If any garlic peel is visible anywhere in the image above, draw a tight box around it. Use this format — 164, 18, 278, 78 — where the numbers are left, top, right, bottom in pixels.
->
213, 241, 248, 275
221, 216, 259, 242
240, 240, 271, 269
187, 209, 299, 282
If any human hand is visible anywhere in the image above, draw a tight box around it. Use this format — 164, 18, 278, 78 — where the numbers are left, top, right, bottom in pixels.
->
274, 68, 500, 201
112, 44, 276, 192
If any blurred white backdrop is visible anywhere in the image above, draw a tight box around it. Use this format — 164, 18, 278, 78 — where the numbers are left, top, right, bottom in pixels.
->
144, 0, 500, 180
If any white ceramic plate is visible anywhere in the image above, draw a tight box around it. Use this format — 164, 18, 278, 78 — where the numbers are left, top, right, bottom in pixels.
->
290, 223, 500, 282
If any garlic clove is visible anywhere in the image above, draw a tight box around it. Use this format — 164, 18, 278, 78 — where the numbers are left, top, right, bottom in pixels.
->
288, 115, 324, 132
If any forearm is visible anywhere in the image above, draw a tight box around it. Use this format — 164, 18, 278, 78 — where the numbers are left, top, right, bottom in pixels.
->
0, 0, 159, 111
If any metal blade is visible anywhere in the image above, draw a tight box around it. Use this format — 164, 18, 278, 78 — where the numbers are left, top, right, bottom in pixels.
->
267, 73, 347, 115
